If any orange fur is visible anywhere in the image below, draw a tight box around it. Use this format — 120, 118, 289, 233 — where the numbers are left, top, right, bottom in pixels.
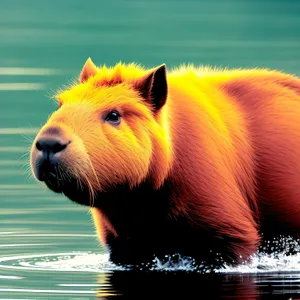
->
90, 207, 118, 244
31, 58, 300, 266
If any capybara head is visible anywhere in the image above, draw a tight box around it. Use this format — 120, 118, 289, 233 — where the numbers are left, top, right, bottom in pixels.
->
30, 58, 172, 206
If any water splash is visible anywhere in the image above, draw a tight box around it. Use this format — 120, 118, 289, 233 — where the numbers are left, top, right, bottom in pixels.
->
149, 254, 200, 272
219, 252, 300, 274
146, 236, 300, 273
0, 236, 300, 274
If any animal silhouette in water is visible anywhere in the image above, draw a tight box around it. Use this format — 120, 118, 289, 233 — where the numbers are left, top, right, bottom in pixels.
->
30, 58, 300, 267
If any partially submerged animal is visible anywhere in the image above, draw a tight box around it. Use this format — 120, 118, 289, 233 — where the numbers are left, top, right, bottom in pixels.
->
31, 58, 300, 267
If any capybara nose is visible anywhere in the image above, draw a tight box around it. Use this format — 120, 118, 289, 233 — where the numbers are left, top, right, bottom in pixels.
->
35, 138, 69, 154
33, 137, 70, 182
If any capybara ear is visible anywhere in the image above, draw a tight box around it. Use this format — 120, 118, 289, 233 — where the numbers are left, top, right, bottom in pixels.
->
135, 64, 168, 111
79, 57, 98, 83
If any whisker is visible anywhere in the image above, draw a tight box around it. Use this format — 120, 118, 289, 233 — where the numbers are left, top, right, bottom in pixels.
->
24, 166, 32, 179
22, 134, 33, 144
19, 152, 30, 160
22, 159, 34, 182
58, 165, 66, 182
57, 165, 62, 180
67, 172, 73, 181
78, 170, 94, 207
85, 176, 95, 207
54, 166, 60, 188
77, 177, 83, 192
20, 160, 29, 170
64, 170, 72, 182
86, 155, 101, 192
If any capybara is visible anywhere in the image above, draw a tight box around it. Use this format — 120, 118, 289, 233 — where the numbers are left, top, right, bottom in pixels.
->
30, 58, 300, 267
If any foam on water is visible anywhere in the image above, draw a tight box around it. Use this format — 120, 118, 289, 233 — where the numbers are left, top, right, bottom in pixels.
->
219, 252, 300, 274
148, 252, 300, 274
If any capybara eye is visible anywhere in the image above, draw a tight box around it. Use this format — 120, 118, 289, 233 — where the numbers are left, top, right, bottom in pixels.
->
105, 110, 121, 125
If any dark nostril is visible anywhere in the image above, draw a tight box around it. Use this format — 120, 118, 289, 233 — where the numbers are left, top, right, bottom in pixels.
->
35, 138, 70, 154
36, 141, 42, 151
52, 141, 67, 153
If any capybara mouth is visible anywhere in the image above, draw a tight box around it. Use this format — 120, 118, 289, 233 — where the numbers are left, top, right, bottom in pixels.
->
43, 168, 74, 194
44, 173, 94, 206
44, 174, 64, 193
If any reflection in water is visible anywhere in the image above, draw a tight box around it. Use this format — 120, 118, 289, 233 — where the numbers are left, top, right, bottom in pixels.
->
98, 272, 258, 299
99, 271, 300, 299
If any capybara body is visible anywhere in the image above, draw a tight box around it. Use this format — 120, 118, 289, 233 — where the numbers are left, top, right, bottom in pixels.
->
31, 58, 300, 267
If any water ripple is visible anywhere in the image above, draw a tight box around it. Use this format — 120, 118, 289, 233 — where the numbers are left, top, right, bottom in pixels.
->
0, 83, 45, 90
0, 275, 23, 279
0, 128, 38, 134
0, 67, 60, 76
0, 288, 96, 294
1, 244, 300, 274
1, 233, 300, 298
0, 252, 123, 273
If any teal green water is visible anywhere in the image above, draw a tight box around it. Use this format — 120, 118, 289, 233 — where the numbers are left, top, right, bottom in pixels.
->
1, 0, 300, 298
